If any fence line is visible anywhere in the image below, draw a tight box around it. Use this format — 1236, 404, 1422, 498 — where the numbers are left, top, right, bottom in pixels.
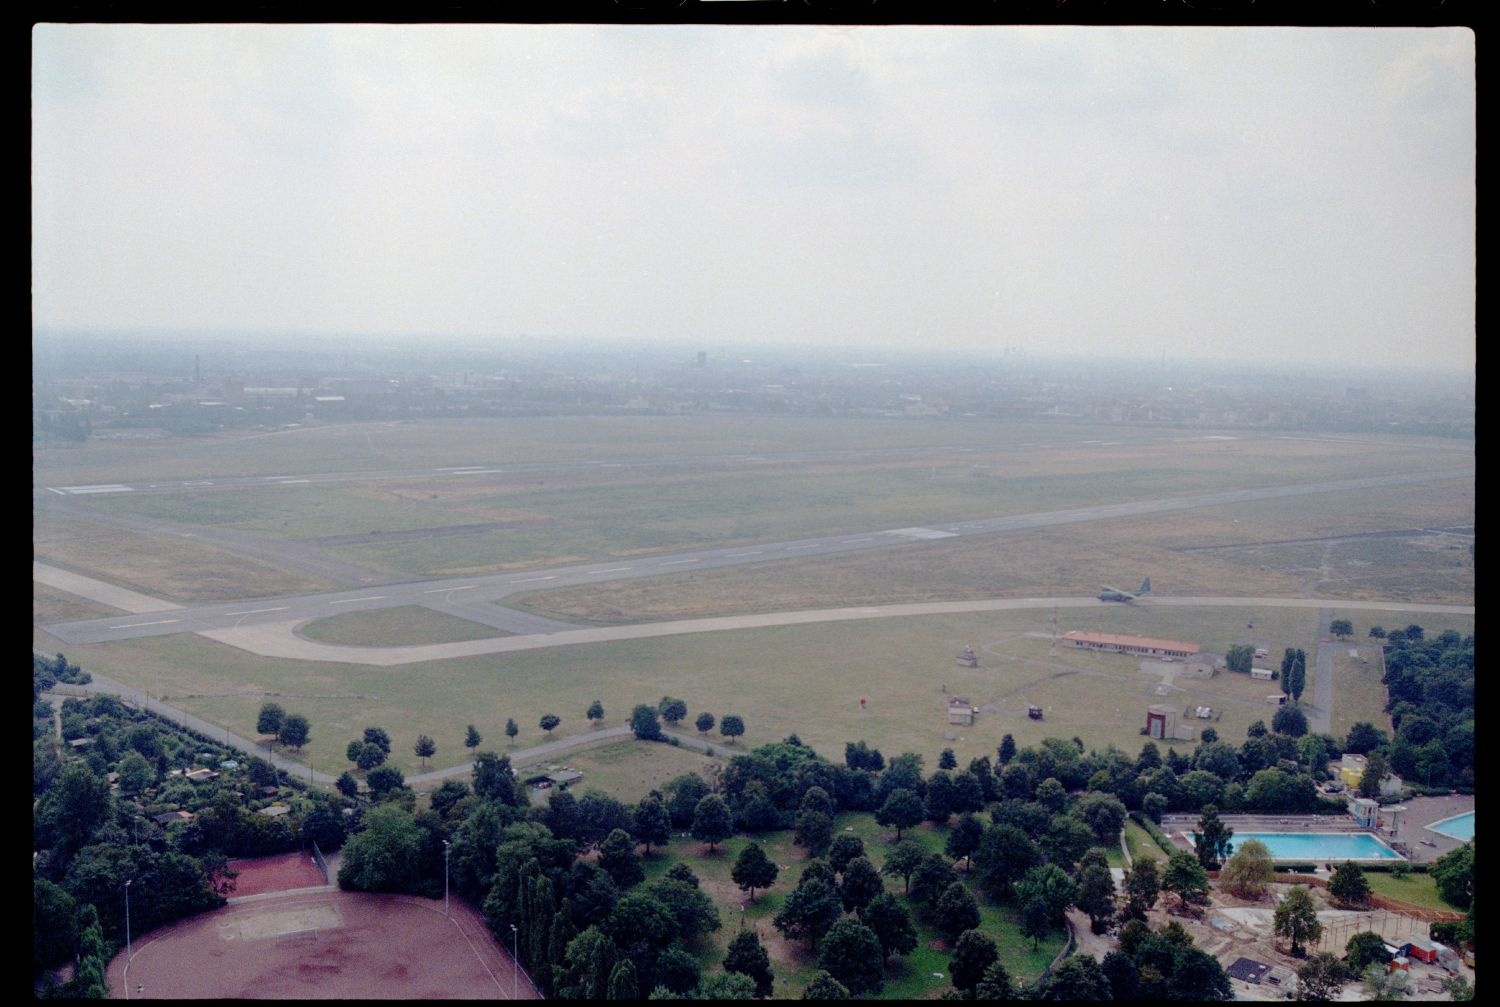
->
311, 841, 330, 886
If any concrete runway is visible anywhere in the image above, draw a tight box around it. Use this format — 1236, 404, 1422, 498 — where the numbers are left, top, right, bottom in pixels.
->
37, 465, 1474, 649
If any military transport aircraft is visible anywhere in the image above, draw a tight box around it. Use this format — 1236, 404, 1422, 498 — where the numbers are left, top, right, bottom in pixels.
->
1098, 577, 1150, 602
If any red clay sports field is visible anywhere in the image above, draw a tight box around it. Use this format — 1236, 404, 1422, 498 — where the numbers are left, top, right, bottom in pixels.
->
108, 852, 538, 999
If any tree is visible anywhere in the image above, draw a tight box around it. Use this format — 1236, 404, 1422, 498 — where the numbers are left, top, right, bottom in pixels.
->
337, 804, 423, 893
658, 696, 688, 726
278, 714, 309, 751
881, 841, 924, 894
1345, 930, 1393, 973
1430, 843, 1474, 909
816, 917, 885, 996
633, 796, 672, 855
731, 841, 778, 902
1123, 859, 1160, 918
598, 829, 645, 889
945, 813, 985, 872
1220, 838, 1274, 899
587, 700, 605, 725
719, 715, 745, 743
1225, 644, 1254, 674
464, 724, 482, 751
723, 930, 775, 999
472, 751, 523, 807
938, 747, 958, 770
933, 882, 983, 940
1015, 864, 1077, 928
414, 734, 435, 768
1194, 804, 1234, 869
505, 717, 519, 745
975, 960, 1016, 1000
1361, 963, 1408, 1001
366, 764, 406, 797
1358, 751, 1390, 799
363, 726, 392, 755
336, 771, 360, 799
1274, 885, 1323, 956
1072, 791, 1128, 845
607, 958, 639, 1000
347, 739, 365, 764
859, 892, 917, 960
1330, 619, 1353, 639
257, 702, 286, 743
875, 788, 923, 841
949, 929, 1000, 992
33, 876, 77, 972
1162, 851, 1209, 909
629, 704, 663, 741
557, 926, 618, 1000
828, 834, 865, 874
539, 714, 561, 737
356, 742, 387, 771
1328, 861, 1372, 908
116, 750, 155, 793
774, 875, 843, 948
695, 712, 715, 735
1287, 655, 1307, 705
690, 794, 733, 851
1273, 705, 1309, 737
839, 856, 884, 914
801, 971, 850, 1000
1075, 860, 1118, 933
1369, 625, 1386, 639
998, 734, 1016, 764
973, 824, 1042, 900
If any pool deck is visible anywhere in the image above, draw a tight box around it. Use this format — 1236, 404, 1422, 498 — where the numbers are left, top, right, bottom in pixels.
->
1161, 792, 1473, 865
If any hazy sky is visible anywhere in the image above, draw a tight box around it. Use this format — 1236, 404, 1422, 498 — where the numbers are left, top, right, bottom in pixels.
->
32, 25, 1474, 369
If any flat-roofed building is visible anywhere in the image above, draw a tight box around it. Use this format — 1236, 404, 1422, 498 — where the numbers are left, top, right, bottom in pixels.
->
1062, 630, 1200, 659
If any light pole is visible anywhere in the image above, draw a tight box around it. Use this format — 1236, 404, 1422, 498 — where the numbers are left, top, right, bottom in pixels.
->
442, 840, 451, 916
509, 923, 518, 999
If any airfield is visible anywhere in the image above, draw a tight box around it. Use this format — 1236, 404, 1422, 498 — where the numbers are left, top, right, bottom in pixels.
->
34, 416, 1474, 780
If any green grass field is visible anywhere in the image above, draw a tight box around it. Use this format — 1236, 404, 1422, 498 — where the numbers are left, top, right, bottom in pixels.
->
1123, 819, 1168, 864
1365, 872, 1462, 912
512, 738, 722, 806
39, 601, 1468, 783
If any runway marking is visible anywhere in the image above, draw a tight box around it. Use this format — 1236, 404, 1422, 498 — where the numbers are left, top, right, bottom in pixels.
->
423, 585, 476, 594
587, 567, 632, 574
108, 618, 181, 629
786, 544, 818, 550
58, 484, 133, 494
659, 558, 701, 566
845, 537, 873, 543
274, 479, 310, 484
453, 468, 505, 475
183, 480, 214, 486
725, 551, 763, 557
509, 575, 558, 583
329, 596, 387, 605
46, 487, 66, 495
437, 466, 485, 472
224, 606, 289, 616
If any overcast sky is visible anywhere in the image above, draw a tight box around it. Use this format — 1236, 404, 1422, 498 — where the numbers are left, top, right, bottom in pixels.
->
32, 25, 1474, 370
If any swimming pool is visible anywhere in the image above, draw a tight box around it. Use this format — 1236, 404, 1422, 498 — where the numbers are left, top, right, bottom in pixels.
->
1426, 812, 1474, 841
1196, 831, 1402, 861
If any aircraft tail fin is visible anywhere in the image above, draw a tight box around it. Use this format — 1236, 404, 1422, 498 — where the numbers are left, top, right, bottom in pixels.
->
1139, 577, 1151, 595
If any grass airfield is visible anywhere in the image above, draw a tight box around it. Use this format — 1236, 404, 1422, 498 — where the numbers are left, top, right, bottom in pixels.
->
33, 417, 1472, 778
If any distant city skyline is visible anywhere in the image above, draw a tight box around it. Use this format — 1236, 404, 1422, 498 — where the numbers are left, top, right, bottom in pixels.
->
32, 25, 1475, 371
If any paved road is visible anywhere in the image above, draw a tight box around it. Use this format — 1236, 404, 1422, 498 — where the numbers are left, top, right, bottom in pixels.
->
1309, 608, 1336, 734
38, 466, 1474, 648
196, 595, 1477, 667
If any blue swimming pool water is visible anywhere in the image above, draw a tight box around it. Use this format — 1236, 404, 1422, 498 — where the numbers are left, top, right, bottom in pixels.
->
1199, 832, 1401, 860
1426, 812, 1474, 841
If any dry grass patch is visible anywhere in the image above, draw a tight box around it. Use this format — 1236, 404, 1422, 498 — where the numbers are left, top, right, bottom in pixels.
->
33, 513, 334, 603
297, 606, 507, 647
513, 739, 721, 805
